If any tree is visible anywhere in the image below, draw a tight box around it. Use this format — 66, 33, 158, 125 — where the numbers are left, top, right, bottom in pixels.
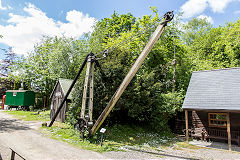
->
17, 36, 90, 98
89, 12, 136, 53
181, 18, 240, 71
68, 10, 185, 131
0, 47, 17, 76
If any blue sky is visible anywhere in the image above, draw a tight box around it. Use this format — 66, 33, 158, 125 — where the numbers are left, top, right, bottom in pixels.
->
0, 0, 240, 59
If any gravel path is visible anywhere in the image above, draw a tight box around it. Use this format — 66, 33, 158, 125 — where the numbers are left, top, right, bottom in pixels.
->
1, 110, 240, 160
103, 144, 240, 160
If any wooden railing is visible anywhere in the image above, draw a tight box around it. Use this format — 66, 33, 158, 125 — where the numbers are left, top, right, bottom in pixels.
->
207, 128, 239, 140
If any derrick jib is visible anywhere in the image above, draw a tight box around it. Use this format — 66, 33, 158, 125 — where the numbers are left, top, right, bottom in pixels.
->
90, 11, 174, 135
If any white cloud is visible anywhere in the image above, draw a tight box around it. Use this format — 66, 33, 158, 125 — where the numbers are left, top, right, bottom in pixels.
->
197, 15, 214, 24
0, 0, 7, 10
0, 3, 97, 56
180, 0, 208, 18
208, 0, 234, 13
181, 0, 237, 18
59, 10, 96, 38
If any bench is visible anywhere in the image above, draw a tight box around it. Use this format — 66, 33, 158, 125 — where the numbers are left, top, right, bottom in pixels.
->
191, 128, 208, 141
191, 127, 240, 146
10, 148, 26, 160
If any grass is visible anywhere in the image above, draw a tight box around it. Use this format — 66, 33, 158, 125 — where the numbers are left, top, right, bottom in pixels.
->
41, 123, 122, 152
175, 141, 203, 150
104, 124, 174, 148
4, 110, 176, 152
4, 110, 50, 121
41, 123, 175, 152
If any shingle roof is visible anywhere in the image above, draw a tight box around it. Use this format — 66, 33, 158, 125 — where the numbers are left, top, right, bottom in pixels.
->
182, 68, 240, 111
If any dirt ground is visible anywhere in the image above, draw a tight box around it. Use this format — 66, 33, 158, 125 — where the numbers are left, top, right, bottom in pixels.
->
1, 110, 240, 160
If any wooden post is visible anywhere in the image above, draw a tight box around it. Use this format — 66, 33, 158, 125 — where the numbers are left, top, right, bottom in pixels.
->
185, 110, 189, 142
227, 112, 232, 151
238, 130, 240, 147
80, 60, 91, 119
10, 150, 15, 160
88, 62, 94, 122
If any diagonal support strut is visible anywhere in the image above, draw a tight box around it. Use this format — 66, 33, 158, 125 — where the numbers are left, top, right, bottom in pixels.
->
48, 54, 89, 127
90, 11, 174, 135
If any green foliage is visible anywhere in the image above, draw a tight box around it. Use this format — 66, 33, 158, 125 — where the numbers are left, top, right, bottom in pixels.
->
105, 124, 174, 147
14, 36, 89, 99
42, 123, 122, 152
183, 18, 240, 71
90, 12, 136, 53
150, 91, 184, 131
10, 8, 240, 135
42, 123, 174, 152
68, 10, 185, 131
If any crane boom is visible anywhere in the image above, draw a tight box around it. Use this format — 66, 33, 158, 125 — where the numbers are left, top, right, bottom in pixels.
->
90, 11, 174, 135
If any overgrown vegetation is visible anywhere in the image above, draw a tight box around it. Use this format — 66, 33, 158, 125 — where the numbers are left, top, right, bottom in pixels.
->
4, 7, 240, 134
41, 123, 174, 152
67, 9, 185, 131
5, 110, 175, 152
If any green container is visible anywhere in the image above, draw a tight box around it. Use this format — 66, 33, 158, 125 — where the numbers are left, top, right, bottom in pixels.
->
5, 90, 35, 106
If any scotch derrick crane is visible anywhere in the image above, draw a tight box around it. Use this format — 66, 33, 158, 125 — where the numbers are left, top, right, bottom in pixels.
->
49, 11, 174, 136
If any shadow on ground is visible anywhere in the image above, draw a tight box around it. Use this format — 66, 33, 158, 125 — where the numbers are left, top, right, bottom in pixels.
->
127, 147, 200, 160
208, 141, 240, 152
0, 119, 31, 133
190, 139, 240, 152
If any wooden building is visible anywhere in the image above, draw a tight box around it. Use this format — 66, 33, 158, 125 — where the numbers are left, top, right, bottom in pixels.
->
182, 68, 240, 150
50, 78, 73, 122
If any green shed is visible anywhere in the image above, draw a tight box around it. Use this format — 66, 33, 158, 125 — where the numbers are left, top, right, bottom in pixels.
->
5, 90, 35, 106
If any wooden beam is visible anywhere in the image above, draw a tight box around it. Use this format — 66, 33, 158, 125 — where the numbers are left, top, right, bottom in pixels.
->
227, 112, 232, 151
185, 110, 189, 142
88, 62, 94, 122
90, 21, 168, 135
80, 60, 91, 119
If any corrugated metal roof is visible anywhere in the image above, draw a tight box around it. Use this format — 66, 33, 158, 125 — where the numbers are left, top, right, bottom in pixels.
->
6, 90, 29, 92
182, 67, 240, 111
49, 78, 74, 100
58, 78, 74, 99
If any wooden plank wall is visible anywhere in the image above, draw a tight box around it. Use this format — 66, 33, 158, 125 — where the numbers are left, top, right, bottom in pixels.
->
192, 111, 240, 130
229, 113, 240, 130
50, 82, 68, 122
172, 111, 192, 134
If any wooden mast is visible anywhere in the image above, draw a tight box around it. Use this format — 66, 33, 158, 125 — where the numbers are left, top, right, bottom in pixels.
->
88, 62, 94, 122
80, 59, 91, 119
80, 53, 95, 122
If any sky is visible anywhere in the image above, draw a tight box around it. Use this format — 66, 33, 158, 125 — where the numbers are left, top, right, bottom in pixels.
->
0, 0, 240, 59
